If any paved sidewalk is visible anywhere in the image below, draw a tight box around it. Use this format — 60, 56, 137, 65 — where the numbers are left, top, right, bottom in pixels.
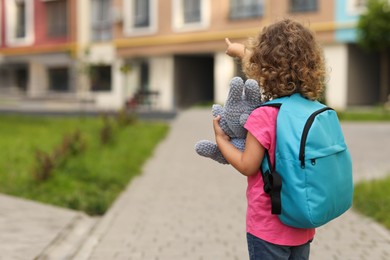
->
1, 108, 390, 259
73, 109, 390, 260
73, 108, 249, 259
0, 194, 97, 260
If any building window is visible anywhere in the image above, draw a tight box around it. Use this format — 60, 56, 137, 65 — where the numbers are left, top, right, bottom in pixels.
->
48, 67, 69, 92
15, 0, 26, 38
347, 0, 366, 15
172, 0, 209, 32
124, 0, 157, 36
91, 0, 112, 41
5, 0, 34, 46
290, 0, 318, 12
183, 0, 201, 23
15, 66, 28, 91
229, 0, 264, 20
90, 65, 112, 92
134, 0, 150, 27
45, 0, 68, 38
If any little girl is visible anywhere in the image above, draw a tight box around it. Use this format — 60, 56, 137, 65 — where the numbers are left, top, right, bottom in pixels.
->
213, 19, 326, 260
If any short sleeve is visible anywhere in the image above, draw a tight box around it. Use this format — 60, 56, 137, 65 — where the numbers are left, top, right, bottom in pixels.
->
244, 106, 279, 151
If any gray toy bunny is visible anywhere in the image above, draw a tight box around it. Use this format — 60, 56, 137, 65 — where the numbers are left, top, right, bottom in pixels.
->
195, 77, 262, 164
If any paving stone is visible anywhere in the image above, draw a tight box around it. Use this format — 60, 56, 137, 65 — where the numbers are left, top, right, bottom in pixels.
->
2, 109, 390, 259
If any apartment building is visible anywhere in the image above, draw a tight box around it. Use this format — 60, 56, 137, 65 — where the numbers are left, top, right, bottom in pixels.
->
0, 0, 77, 98
0, 0, 120, 110
0, 0, 384, 112
115, 0, 337, 110
333, 0, 382, 106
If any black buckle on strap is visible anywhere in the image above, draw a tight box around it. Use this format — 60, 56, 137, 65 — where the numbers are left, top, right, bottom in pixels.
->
262, 170, 282, 215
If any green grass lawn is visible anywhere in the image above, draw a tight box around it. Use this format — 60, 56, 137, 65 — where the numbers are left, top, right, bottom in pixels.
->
0, 114, 169, 215
338, 107, 390, 229
353, 176, 390, 229
337, 107, 390, 121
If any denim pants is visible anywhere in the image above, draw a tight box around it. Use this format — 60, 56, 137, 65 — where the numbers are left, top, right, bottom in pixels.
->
247, 233, 311, 260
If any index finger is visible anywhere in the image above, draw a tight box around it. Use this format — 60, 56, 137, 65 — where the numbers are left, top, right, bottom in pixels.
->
225, 38, 231, 46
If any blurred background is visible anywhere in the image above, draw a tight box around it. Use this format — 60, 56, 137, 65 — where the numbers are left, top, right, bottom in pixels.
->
0, 0, 388, 114
1, 2, 390, 259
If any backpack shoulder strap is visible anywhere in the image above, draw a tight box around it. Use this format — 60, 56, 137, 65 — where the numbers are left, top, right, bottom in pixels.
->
258, 97, 286, 215
259, 94, 291, 108
261, 150, 282, 215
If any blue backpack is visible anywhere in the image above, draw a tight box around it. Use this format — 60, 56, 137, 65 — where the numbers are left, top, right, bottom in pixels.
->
260, 93, 353, 229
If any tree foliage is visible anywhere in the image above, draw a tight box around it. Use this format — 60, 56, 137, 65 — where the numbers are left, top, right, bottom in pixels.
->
357, 0, 390, 51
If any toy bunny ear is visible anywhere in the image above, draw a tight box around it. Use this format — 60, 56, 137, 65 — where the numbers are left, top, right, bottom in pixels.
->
244, 79, 261, 103
226, 77, 244, 106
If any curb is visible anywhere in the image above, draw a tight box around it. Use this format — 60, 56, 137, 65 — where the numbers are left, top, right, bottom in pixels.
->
72, 182, 137, 260
35, 213, 99, 260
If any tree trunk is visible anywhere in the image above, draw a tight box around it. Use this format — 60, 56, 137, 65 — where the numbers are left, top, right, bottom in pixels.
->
380, 49, 389, 103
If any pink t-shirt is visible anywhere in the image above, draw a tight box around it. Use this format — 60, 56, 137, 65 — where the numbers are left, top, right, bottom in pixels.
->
244, 106, 315, 246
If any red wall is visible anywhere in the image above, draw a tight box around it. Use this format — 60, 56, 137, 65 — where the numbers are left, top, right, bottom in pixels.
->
0, 0, 70, 50
1, 0, 5, 47
34, 0, 68, 45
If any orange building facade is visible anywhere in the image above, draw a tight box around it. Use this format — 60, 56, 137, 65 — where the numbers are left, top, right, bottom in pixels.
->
0, 0, 382, 111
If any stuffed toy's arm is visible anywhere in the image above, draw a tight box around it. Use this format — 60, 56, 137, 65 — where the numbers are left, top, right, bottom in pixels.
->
194, 140, 229, 164
194, 104, 230, 165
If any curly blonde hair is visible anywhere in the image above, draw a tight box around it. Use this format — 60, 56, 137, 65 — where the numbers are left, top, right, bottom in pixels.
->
242, 19, 326, 101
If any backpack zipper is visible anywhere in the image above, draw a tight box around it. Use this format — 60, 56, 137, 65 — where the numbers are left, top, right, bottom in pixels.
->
299, 107, 334, 168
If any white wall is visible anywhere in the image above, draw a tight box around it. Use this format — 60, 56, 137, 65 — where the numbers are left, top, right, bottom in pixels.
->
76, 0, 124, 110
94, 59, 125, 110
76, 0, 90, 53
75, 0, 90, 100
126, 63, 141, 99
323, 44, 349, 110
86, 44, 123, 110
28, 62, 47, 97
149, 56, 174, 111
214, 52, 236, 104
